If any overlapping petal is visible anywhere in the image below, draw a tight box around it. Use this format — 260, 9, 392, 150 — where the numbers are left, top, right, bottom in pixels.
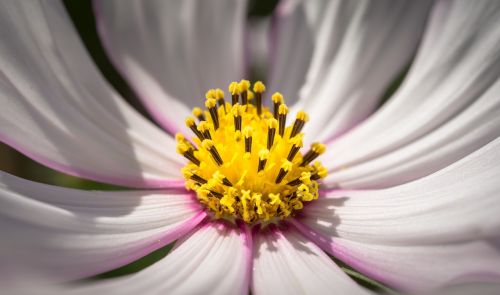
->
268, 0, 433, 143
323, 0, 500, 188
94, 0, 248, 134
38, 222, 251, 295
424, 282, 500, 295
325, 77, 500, 188
252, 225, 371, 295
0, 0, 184, 188
294, 138, 500, 292
266, 0, 320, 106
0, 172, 205, 284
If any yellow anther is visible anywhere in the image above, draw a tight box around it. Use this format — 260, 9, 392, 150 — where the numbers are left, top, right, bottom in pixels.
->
239, 79, 250, 92
207, 198, 220, 217
297, 184, 314, 201
313, 162, 328, 179
192, 107, 204, 118
181, 167, 193, 178
279, 202, 291, 217
299, 172, 312, 185
297, 184, 308, 193
317, 169, 328, 178
220, 193, 236, 213
278, 104, 289, 115
198, 121, 210, 132
253, 81, 266, 93
281, 160, 293, 172
176, 142, 189, 154
243, 126, 253, 154
235, 170, 248, 187
267, 118, 278, 129
291, 199, 304, 210
241, 190, 252, 222
258, 149, 269, 160
253, 81, 265, 115
202, 139, 215, 150
312, 143, 327, 154
271, 92, 284, 104
290, 134, 304, 146
252, 193, 264, 215
247, 90, 254, 101
291, 112, 308, 138
205, 89, 216, 99
175, 133, 185, 142
232, 104, 242, 116
205, 98, 217, 108
178, 82, 327, 223
269, 193, 281, 205
296, 111, 309, 122
197, 189, 210, 202
267, 118, 279, 150
257, 148, 269, 173
185, 117, 196, 127
243, 126, 253, 138
211, 170, 225, 184
215, 88, 225, 100
229, 82, 240, 95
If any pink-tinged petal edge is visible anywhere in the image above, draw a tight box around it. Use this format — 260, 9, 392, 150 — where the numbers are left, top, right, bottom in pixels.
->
0, 134, 185, 189
175, 219, 252, 295
291, 194, 500, 290
251, 223, 372, 295
0, 171, 209, 284
290, 179, 500, 291
289, 218, 402, 288
92, 1, 182, 136
108, 210, 208, 277
239, 221, 254, 292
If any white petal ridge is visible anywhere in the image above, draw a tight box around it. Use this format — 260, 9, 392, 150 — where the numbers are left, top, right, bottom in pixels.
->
0, 172, 205, 284
0, 0, 185, 188
295, 137, 500, 292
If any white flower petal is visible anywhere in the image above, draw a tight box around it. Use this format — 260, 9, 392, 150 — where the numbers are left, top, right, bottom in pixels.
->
252, 225, 371, 295
0, 0, 184, 188
0, 172, 205, 283
52, 222, 251, 295
325, 77, 500, 188
323, 0, 500, 178
423, 282, 500, 295
294, 138, 500, 292
248, 18, 271, 78
266, 0, 319, 106
268, 0, 432, 143
94, 0, 248, 134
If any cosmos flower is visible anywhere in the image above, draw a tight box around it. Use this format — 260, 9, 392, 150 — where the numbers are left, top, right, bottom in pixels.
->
1, 0, 500, 294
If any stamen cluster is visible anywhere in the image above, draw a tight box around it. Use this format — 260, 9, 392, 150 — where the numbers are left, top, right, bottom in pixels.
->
176, 80, 327, 224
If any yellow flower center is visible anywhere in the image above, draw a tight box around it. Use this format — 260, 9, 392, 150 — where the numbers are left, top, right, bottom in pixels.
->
176, 80, 327, 224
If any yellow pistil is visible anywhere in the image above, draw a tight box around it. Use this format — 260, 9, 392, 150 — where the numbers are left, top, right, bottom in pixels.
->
176, 81, 328, 224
